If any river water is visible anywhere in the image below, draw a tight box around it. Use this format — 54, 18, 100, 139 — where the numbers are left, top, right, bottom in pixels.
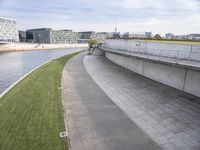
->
0, 48, 83, 94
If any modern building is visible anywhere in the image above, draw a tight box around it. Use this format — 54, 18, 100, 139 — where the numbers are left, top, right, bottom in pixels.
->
112, 32, 121, 39
90, 32, 109, 43
111, 26, 121, 39
173, 35, 188, 40
26, 28, 51, 43
122, 32, 147, 39
145, 32, 152, 38
165, 33, 175, 39
50, 30, 79, 44
19, 31, 26, 42
79, 31, 95, 39
164, 33, 200, 41
26, 28, 79, 44
122, 32, 130, 38
78, 39, 88, 44
188, 34, 200, 41
0, 17, 19, 43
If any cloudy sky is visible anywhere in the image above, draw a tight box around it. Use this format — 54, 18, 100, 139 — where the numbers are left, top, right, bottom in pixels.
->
0, 0, 200, 35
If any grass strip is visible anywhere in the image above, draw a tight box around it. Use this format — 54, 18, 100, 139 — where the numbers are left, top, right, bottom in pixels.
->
144, 39, 200, 45
0, 52, 78, 150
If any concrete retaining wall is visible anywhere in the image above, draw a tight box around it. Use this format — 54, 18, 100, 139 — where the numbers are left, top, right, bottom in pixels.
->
184, 70, 200, 97
105, 52, 200, 97
104, 39, 200, 61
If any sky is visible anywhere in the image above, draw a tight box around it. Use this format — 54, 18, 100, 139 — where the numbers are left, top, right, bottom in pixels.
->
0, 0, 200, 35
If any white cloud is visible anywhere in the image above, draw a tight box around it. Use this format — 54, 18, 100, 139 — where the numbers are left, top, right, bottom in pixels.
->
0, 0, 200, 34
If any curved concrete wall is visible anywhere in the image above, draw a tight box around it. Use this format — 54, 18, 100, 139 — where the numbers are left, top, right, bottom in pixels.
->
104, 39, 200, 61
105, 51, 200, 97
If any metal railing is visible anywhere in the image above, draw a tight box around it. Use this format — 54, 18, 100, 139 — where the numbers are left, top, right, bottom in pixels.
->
100, 44, 200, 67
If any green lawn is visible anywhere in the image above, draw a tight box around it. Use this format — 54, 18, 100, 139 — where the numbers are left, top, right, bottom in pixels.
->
144, 39, 200, 45
0, 53, 78, 150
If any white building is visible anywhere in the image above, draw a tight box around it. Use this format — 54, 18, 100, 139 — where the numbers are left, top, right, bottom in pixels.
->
188, 34, 200, 41
0, 17, 19, 43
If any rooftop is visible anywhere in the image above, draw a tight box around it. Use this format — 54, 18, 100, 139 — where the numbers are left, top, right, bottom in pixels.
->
0, 16, 17, 21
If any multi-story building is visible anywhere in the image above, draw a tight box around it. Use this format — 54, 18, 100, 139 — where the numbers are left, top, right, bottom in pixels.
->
122, 32, 131, 38
165, 33, 175, 39
164, 33, 200, 41
19, 31, 26, 42
112, 32, 121, 39
122, 32, 146, 39
26, 28, 79, 44
173, 35, 188, 40
26, 28, 51, 43
79, 31, 95, 39
50, 30, 79, 44
188, 34, 200, 41
77, 31, 95, 44
90, 32, 108, 43
0, 17, 19, 43
145, 32, 152, 38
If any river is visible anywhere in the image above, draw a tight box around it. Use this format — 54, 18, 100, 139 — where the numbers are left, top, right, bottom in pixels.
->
0, 48, 83, 95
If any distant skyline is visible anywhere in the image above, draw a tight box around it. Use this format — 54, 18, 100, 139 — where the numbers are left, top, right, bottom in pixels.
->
1, 0, 200, 35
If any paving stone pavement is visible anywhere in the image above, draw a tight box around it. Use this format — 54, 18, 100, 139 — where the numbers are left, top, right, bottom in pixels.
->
84, 54, 200, 150
62, 52, 161, 150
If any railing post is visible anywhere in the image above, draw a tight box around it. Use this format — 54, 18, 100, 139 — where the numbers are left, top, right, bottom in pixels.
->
168, 50, 170, 61
177, 51, 179, 63
159, 49, 161, 61
146, 41, 149, 59
126, 40, 127, 51
189, 44, 192, 64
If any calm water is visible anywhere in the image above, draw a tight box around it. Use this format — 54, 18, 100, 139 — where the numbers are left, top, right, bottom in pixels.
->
0, 48, 83, 94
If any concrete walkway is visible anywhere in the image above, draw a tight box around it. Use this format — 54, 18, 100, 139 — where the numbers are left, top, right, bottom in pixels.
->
84, 55, 200, 150
62, 52, 161, 150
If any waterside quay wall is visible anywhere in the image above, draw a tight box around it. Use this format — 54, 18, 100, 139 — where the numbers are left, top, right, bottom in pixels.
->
99, 39, 200, 97
0, 43, 88, 52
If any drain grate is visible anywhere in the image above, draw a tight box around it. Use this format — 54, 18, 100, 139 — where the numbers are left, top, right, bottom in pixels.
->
58, 87, 62, 90
60, 131, 68, 138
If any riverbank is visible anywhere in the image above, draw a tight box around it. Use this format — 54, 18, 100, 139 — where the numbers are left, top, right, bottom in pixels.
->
0, 43, 88, 52
0, 53, 78, 150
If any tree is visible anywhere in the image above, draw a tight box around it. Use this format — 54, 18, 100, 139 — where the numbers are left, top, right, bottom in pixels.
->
154, 34, 162, 40
88, 39, 98, 48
